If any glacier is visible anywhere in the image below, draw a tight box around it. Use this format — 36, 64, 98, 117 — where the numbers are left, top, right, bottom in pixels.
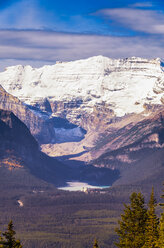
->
0, 55, 164, 119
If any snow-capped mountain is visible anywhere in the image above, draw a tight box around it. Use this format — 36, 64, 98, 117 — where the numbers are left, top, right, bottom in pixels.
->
1, 55, 164, 152
0, 56, 164, 122
0, 55, 164, 188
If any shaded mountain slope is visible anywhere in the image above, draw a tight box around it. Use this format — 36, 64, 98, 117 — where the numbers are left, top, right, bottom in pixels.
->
0, 109, 65, 186
112, 146, 164, 199
90, 108, 164, 191
92, 108, 164, 169
0, 109, 118, 187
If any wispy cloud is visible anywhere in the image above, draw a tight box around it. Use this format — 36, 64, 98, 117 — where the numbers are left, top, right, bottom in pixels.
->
130, 2, 153, 8
0, 0, 112, 35
96, 8, 164, 35
0, 0, 163, 69
0, 0, 53, 29
0, 30, 163, 69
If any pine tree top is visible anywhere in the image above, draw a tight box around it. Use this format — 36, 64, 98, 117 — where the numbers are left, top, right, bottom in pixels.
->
93, 239, 99, 248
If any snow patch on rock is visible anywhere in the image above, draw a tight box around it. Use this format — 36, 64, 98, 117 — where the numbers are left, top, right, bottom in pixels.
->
17, 200, 23, 207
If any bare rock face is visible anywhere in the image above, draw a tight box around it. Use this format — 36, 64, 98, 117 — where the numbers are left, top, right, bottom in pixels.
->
92, 109, 164, 169
0, 86, 55, 143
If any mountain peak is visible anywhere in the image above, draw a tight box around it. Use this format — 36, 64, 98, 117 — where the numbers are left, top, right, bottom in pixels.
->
0, 55, 164, 120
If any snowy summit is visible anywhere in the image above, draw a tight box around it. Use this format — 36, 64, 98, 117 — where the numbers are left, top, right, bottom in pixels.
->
0, 56, 164, 117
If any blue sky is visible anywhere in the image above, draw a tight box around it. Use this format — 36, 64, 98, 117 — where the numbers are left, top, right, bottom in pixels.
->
0, 0, 164, 68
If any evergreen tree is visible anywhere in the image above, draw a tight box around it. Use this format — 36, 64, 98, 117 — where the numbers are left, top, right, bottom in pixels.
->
0, 233, 4, 248
93, 239, 99, 248
143, 187, 159, 248
158, 213, 164, 248
160, 183, 164, 206
115, 192, 147, 248
158, 185, 164, 248
2, 220, 22, 248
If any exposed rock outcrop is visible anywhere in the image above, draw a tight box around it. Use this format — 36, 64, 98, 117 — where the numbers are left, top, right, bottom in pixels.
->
92, 109, 164, 169
0, 85, 55, 143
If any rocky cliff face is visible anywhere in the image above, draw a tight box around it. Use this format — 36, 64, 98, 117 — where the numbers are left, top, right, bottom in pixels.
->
92, 109, 164, 167
0, 85, 55, 143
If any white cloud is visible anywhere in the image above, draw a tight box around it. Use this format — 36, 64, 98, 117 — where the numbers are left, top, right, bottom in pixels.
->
0, 30, 163, 70
96, 8, 164, 35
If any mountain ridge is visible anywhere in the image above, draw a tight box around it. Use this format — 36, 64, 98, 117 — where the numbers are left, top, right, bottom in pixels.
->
0, 55, 164, 188
0, 55, 164, 124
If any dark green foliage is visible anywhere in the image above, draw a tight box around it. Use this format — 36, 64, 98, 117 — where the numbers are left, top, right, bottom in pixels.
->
93, 239, 99, 248
115, 192, 147, 248
158, 213, 164, 248
0, 232, 4, 248
158, 185, 164, 248
2, 221, 22, 248
0, 162, 162, 248
143, 187, 159, 248
160, 183, 164, 206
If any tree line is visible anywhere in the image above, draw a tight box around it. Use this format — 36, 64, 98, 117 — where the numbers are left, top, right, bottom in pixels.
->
94, 186, 164, 248
0, 186, 164, 248
0, 221, 22, 248
115, 186, 163, 248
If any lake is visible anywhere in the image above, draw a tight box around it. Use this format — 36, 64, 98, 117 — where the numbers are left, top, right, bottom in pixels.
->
58, 181, 110, 191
